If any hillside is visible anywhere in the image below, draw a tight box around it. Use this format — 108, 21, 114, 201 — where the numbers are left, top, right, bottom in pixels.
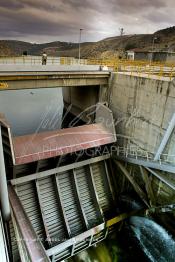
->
0, 26, 175, 58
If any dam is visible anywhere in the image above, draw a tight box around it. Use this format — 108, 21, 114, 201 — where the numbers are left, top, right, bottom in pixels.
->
0, 57, 174, 261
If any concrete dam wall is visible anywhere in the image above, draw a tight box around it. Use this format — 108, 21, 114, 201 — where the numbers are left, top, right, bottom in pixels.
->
109, 72, 175, 163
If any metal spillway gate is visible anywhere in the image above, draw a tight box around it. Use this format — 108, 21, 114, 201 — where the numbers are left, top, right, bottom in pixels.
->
10, 155, 115, 261
0, 104, 124, 262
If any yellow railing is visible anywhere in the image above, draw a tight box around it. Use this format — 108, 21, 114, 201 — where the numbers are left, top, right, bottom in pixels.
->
86, 58, 175, 79
0, 56, 175, 79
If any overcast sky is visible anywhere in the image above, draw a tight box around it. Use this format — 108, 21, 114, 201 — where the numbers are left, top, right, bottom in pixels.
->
0, 0, 174, 43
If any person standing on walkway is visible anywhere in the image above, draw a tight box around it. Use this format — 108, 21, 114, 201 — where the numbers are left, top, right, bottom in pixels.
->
42, 52, 47, 65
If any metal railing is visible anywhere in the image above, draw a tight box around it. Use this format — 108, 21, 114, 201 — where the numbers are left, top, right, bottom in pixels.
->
0, 56, 175, 78
87, 58, 175, 79
115, 144, 175, 165
0, 56, 87, 66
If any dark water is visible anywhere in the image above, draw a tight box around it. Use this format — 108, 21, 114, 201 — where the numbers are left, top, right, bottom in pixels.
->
0, 88, 63, 136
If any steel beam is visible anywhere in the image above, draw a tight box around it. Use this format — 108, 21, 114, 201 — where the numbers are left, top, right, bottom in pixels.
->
72, 169, 89, 229
0, 211, 9, 262
11, 154, 111, 186
104, 160, 116, 201
114, 160, 149, 207
35, 180, 52, 246
8, 185, 50, 261
89, 164, 105, 221
139, 166, 156, 206
54, 174, 72, 238
0, 125, 10, 221
115, 155, 175, 173
154, 112, 175, 161
145, 167, 175, 191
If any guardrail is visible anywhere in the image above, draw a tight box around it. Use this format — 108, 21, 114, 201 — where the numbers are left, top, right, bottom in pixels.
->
0, 56, 175, 79
0, 56, 87, 65
115, 144, 175, 165
87, 58, 175, 79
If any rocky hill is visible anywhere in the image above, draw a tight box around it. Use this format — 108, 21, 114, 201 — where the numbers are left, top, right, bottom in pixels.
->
0, 26, 175, 58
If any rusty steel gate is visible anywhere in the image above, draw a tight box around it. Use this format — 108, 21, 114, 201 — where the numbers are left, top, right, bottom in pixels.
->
9, 154, 118, 261
0, 104, 122, 261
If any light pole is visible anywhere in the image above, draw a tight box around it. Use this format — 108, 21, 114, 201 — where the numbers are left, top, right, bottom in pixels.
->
150, 36, 157, 64
78, 28, 83, 64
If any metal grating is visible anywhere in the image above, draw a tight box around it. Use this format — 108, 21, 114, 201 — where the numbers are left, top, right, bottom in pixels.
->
10, 155, 116, 261
16, 181, 46, 246
9, 220, 20, 262
36, 176, 68, 246
90, 160, 114, 219
0, 210, 9, 262
8, 184, 50, 262
11, 212, 32, 262
75, 165, 103, 228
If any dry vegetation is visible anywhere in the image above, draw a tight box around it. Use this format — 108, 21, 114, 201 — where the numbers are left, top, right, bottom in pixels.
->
0, 26, 175, 58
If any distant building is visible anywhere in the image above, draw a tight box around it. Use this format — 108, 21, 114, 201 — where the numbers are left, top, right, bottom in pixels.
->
126, 49, 151, 61
153, 51, 175, 63
126, 49, 175, 63
126, 50, 135, 60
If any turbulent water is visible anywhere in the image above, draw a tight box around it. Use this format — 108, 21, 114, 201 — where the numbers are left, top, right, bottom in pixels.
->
128, 216, 175, 262
66, 209, 175, 262
68, 216, 175, 262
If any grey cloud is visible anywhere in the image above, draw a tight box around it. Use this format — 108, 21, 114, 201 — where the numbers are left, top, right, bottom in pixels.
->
0, 8, 76, 36
0, 0, 23, 9
110, 0, 166, 11
0, 0, 174, 42
143, 9, 175, 24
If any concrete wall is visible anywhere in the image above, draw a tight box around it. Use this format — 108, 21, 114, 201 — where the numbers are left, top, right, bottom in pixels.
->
63, 85, 100, 121
153, 52, 175, 63
166, 53, 175, 63
108, 72, 175, 161
134, 52, 152, 61
153, 52, 167, 62
153, 52, 175, 62
134, 51, 175, 63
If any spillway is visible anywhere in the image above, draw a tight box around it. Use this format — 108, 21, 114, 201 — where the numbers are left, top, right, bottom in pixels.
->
0, 60, 174, 261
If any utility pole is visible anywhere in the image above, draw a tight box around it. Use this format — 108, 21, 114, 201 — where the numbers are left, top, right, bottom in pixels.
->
150, 36, 157, 64
119, 28, 124, 37
118, 28, 124, 59
79, 28, 83, 64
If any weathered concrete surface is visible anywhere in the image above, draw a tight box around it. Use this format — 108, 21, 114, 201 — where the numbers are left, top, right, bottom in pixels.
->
0, 77, 108, 90
0, 65, 109, 90
108, 72, 175, 160
63, 83, 109, 121
0, 64, 100, 72
63, 85, 100, 121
